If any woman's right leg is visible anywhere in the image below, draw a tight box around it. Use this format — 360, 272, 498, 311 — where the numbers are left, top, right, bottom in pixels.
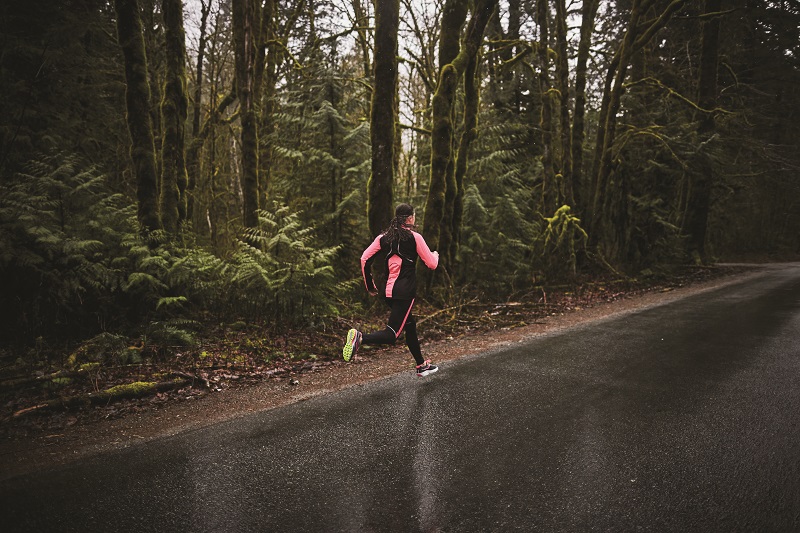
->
362, 298, 415, 347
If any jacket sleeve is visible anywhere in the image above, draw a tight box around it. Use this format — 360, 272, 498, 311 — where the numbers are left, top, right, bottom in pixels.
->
413, 232, 439, 270
361, 235, 383, 292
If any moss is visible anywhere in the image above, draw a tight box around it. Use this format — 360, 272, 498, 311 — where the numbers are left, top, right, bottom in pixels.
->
79, 362, 100, 372
104, 381, 157, 397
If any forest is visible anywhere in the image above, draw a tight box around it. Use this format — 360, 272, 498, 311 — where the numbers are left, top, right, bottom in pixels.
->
0, 0, 798, 407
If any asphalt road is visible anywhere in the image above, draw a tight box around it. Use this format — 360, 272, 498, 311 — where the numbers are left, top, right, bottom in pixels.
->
2, 264, 800, 532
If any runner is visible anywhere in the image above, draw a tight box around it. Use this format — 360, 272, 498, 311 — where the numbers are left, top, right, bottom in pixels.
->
343, 203, 440, 377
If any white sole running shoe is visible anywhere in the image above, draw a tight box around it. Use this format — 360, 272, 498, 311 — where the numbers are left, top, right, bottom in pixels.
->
416, 361, 438, 377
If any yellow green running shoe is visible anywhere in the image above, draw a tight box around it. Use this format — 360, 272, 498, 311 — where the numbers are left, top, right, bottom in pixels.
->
343, 328, 362, 362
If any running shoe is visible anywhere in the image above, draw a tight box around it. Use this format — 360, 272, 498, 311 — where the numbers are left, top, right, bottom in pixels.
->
343, 328, 362, 362
416, 360, 438, 377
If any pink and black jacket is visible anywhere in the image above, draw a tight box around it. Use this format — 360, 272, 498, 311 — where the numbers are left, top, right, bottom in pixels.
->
361, 230, 439, 300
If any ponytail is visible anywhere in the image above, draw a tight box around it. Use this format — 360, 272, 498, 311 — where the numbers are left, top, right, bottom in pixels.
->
383, 203, 415, 246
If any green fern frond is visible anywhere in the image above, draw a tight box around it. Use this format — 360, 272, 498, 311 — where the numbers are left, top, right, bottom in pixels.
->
156, 296, 188, 310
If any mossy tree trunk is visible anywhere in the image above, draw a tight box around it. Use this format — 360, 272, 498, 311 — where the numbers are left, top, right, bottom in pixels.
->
449, 1, 497, 266
187, 0, 211, 222
258, 0, 277, 198
232, 0, 262, 228
367, 0, 399, 237
536, 0, 557, 216
683, 0, 722, 264
142, 0, 164, 182
424, 0, 496, 272
427, 0, 468, 269
450, 48, 479, 265
554, 0, 572, 207
571, 0, 600, 217
160, 0, 189, 234
114, 0, 161, 232
485, 0, 520, 112
352, 0, 372, 84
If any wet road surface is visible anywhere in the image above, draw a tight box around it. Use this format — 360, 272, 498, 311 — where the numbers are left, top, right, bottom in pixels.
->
2, 264, 800, 532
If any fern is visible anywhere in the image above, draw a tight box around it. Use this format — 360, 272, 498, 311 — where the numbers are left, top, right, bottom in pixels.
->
229, 201, 341, 326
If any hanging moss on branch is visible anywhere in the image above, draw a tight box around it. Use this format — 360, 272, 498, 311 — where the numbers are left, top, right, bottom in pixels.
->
539, 205, 588, 276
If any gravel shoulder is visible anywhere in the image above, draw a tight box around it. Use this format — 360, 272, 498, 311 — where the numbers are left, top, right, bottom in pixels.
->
0, 266, 766, 481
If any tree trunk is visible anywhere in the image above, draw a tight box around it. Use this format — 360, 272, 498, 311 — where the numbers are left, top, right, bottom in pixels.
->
367, 0, 400, 237
142, 0, 163, 184
424, 0, 496, 270
571, 0, 599, 217
187, 0, 210, 222
160, 0, 189, 234
423, 0, 468, 252
258, 0, 276, 197
450, 0, 497, 264
232, 0, 261, 228
451, 48, 480, 265
433, 0, 469, 268
684, 0, 722, 264
114, 0, 161, 232
554, 0, 572, 206
352, 0, 372, 84
536, 0, 556, 215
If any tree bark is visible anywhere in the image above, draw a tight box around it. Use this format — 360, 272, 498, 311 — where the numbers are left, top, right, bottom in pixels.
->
433, 0, 469, 267
160, 0, 189, 234
449, 0, 497, 265
451, 48, 480, 264
684, 0, 722, 263
258, 0, 276, 198
554, 0, 572, 205
367, 0, 400, 237
232, 0, 261, 228
114, 0, 162, 232
423, 0, 468, 252
424, 0, 496, 270
536, 0, 556, 215
571, 0, 599, 217
187, 0, 210, 222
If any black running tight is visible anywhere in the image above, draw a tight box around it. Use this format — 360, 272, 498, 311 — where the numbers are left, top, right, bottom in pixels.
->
361, 298, 424, 366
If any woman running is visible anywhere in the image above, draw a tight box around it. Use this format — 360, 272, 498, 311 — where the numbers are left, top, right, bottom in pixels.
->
343, 203, 440, 376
